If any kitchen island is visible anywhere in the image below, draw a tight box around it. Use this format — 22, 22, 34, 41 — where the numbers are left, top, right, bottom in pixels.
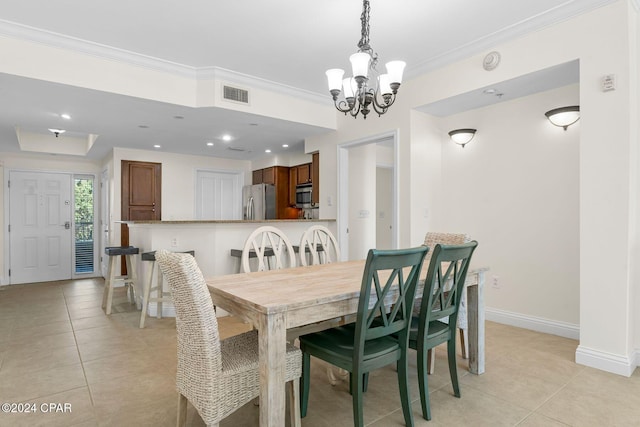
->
122, 219, 337, 317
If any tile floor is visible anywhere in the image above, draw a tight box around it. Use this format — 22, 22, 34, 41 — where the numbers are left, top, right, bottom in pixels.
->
1, 278, 639, 427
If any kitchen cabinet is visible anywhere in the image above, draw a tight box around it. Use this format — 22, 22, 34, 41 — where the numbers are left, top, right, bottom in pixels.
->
252, 169, 263, 184
296, 163, 311, 185
262, 167, 275, 184
312, 152, 319, 204
289, 167, 297, 206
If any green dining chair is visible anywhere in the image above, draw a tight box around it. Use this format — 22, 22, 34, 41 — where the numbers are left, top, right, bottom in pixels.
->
410, 241, 478, 421
299, 246, 429, 427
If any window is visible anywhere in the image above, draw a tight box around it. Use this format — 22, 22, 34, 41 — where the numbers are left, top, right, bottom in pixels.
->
74, 176, 94, 274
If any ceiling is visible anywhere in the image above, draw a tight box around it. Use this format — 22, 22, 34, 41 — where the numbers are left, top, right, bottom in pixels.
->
0, 0, 608, 161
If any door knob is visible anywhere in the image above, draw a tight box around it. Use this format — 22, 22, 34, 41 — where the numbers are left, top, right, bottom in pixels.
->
64, 221, 70, 229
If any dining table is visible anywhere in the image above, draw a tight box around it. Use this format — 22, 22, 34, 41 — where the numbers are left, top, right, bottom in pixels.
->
206, 259, 487, 427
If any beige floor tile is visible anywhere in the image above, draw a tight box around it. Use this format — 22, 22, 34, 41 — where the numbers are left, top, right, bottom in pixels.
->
10, 319, 73, 340
82, 347, 167, 385
517, 412, 571, 426
90, 371, 175, 420
536, 367, 640, 426
10, 311, 71, 328
0, 362, 86, 402
0, 344, 81, 376
76, 335, 151, 363
4, 331, 77, 353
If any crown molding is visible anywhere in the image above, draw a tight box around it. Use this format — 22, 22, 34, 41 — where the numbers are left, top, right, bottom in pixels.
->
406, 0, 618, 79
0, 19, 328, 106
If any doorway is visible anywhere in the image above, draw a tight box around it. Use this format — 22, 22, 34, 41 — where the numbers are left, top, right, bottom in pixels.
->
8, 171, 72, 284
337, 131, 399, 260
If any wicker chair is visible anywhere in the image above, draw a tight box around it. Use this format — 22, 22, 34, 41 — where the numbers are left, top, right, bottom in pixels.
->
419, 232, 470, 373
155, 250, 302, 427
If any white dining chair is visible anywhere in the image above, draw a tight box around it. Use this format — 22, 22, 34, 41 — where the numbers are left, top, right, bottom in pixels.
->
420, 232, 471, 373
297, 225, 348, 385
240, 226, 296, 273
298, 225, 340, 266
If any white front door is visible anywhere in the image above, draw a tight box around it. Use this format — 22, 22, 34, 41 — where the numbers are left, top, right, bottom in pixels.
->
9, 171, 72, 284
195, 170, 242, 220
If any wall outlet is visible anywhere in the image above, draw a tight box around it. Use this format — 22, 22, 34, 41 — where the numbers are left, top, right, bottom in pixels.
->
170, 237, 178, 247
492, 275, 500, 289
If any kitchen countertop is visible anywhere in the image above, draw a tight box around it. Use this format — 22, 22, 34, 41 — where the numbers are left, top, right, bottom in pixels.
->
120, 219, 335, 225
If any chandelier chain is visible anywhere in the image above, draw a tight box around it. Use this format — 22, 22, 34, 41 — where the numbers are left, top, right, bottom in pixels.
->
357, 0, 378, 68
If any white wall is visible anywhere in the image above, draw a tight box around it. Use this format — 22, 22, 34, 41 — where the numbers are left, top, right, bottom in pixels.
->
347, 143, 377, 260
376, 167, 393, 249
439, 84, 580, 326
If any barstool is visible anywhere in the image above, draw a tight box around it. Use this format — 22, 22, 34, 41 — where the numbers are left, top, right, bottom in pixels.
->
102, 246, 139, 315
139, 249, 195, 328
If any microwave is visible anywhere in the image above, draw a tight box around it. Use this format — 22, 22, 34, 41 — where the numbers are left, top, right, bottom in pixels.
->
296, 184, 313, 208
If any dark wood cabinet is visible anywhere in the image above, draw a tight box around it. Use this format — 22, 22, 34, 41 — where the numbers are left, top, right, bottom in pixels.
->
296, 163, 311, 185
252, 169, 263, 184
312, 152, 319, 204
289, 167, 298, 206
262, 167, 275, 184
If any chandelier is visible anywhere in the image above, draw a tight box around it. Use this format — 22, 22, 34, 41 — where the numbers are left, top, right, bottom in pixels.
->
325, 0, 406, 119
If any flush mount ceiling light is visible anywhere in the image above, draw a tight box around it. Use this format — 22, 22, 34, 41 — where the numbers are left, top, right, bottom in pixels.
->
48, 128, 66, 137
545, 106, 580, 130
448, 129, 476, 148
325, 0, 406, 119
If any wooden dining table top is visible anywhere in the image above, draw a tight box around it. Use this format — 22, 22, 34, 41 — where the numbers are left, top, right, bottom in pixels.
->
206, 259, 486, 319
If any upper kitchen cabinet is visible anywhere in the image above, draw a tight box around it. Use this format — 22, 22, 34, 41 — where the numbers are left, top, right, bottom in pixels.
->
252, 169, 263, 184
262, 167, 276, 184
312, 152, 319, 204
296, 163, 311, 185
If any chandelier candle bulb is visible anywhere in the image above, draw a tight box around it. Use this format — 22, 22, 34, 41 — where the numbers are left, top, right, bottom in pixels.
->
385, 61, 406, 87
350, 52, 371, 78
326, 69, 345, 92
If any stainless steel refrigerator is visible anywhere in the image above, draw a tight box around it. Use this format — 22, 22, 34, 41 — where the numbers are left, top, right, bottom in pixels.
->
242, 183, 276, 220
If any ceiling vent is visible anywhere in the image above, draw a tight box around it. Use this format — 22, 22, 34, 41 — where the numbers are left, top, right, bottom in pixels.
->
226, 146, 246, 152
223, 85, 249, 104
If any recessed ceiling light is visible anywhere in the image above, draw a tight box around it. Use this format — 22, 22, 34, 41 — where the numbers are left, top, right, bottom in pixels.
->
60, 114, 71, 120
265, 149, 271, 153
206, 142, 214, 146
483, 88, 497, 95
222, 134, 232, 142
282, 144, 289, 148
153, 144, 161, 149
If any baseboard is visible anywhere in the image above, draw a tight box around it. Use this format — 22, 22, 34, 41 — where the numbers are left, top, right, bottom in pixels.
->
575, 345, 636, 377
485, 307, 580, 340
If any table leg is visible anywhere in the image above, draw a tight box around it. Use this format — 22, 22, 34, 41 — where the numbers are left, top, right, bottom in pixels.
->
258, 310, 287, 427
467, 272, 485, 374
